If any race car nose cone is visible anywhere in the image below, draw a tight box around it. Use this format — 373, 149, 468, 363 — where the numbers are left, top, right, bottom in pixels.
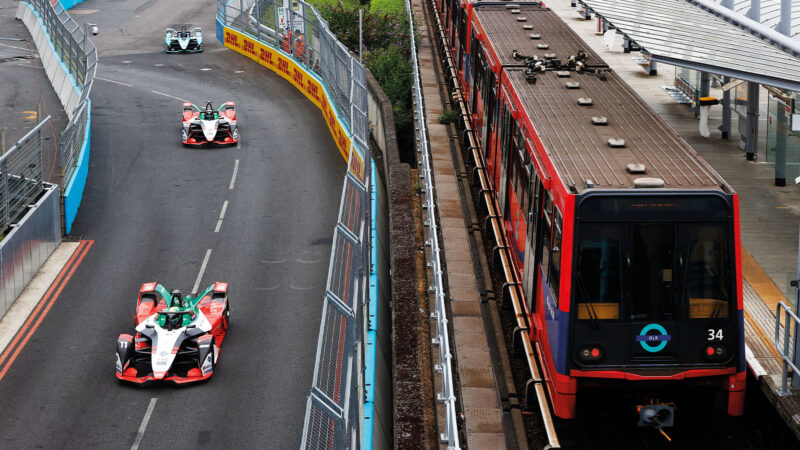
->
153, 371, 167, 380
201, 121, 217, 141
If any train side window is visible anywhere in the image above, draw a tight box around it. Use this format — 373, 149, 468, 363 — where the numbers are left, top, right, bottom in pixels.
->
551, 207, 563, 299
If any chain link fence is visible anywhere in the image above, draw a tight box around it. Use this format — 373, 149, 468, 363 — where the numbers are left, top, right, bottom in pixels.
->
219, 0, 368, 150
302, 149, 368, 449
24, 0, 96, 190
217, 2, 374, 447
0, 117, 50, 234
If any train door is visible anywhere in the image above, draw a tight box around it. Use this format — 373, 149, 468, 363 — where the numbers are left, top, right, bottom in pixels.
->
484, 76, 500, 184
523, 174, 542, 316
457, 8, 468, 82
628, 224, 677, 362
504, 127, 529, 270
497, 101, 514, 214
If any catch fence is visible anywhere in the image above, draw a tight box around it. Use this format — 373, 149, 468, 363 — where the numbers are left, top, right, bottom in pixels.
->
24, 0, 96, 195
217, 1, 373, 447
219, 0, 369, 150
0, 118, 50, 234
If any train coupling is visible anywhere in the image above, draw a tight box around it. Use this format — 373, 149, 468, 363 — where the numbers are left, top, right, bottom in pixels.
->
637, 401, 675, 441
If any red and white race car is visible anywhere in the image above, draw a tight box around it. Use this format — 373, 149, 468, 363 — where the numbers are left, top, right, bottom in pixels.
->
181, 101, 239, 145
116, 282, 230, 384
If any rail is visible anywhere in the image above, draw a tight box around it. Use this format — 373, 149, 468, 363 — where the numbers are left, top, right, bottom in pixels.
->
426, 0, 560, 447
404, 0, 459, 448
774, 302, 800, 396
0, 117, 50, 234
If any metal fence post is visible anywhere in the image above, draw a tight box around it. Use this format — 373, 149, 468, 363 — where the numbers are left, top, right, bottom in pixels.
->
1, 160, 8, 227
793, 227, 800, 388
255, 0, 261, 42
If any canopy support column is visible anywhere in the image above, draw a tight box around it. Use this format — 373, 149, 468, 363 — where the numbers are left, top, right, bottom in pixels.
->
720, 76, 732, 140
746, 82, 759, 161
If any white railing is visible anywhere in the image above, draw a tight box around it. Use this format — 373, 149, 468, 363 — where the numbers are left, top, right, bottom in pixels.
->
403, 0, 460, 447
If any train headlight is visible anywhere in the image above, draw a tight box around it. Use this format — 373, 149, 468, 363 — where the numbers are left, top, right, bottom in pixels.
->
577, 344, 604, 363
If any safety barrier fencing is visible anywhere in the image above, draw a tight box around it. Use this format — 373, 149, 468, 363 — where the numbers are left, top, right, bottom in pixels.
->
403, 0, 459, 448
18, 0, 96, 234
427, 0, 560, 447
0, 117, 62, 317
774, 302, 800, 395
215, 2, 384, 448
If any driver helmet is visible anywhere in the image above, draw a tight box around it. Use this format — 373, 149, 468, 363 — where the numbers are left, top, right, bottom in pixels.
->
167, 308, 183, 329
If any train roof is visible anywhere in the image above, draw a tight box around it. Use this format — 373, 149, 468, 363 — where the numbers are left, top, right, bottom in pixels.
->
472, 4, 732, 194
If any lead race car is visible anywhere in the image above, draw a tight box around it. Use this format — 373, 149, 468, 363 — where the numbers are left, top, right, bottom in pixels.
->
165, 24, 203, 53
116, 282, 230, 384
182, 101, 240, 146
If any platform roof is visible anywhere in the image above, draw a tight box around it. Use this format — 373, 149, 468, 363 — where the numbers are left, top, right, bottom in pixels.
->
577, 0, 800, 91
712, 0, 800, 38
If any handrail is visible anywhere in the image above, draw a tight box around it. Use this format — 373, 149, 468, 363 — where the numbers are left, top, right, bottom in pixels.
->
404, 0, 460, 448
427, 0, 560, 447
774, 302, 800, 396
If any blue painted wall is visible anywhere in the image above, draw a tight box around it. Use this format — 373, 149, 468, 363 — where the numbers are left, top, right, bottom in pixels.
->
58, 0, 87, 9
63, 101, 90, 235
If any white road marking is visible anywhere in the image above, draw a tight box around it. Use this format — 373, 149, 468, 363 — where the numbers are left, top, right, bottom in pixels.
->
130, 398, 158, 450
229, 159, 239, 190
151, 90, 189, 103
0, 42, 36, 52
0, 243, 80, 355
95, 76, 133, 87
121, 60, 132, 64
260, 259, 287, 264
192, 249, 213, 295
214, 200, 229, 233
254, 285, 280, 291
200, 68, 212, 71
154, 63, 164, 67
236, 140, 241, 150
296, 259, 320, 264
289, 284, 314, 291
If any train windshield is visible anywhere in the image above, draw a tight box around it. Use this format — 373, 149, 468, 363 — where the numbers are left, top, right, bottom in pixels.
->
575, 196, 733, 322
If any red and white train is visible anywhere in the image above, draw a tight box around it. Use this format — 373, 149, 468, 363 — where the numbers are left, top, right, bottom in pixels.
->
434, 0, 746, 425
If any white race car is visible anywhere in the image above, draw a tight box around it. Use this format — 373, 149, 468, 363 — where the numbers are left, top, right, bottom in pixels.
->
165, 24, 202, 53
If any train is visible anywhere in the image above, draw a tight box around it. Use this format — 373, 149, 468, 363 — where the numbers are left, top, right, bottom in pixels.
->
433, 0, 746, 429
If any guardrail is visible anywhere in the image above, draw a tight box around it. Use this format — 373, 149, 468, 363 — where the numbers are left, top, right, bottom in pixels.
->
427, 0, 560, 447
403, 0, 459, 448
19, 0, 96, 234
774, 302, 800, 395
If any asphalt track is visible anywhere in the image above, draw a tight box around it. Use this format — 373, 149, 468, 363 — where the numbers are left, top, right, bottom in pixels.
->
0, 0, 344, 448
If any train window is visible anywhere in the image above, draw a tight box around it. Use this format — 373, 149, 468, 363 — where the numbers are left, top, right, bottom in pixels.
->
684, 225, 730, 319
576, 236, 621, 321
631, 224, 675, 321
540, 193, 553, 287
551, 207, 563, 298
